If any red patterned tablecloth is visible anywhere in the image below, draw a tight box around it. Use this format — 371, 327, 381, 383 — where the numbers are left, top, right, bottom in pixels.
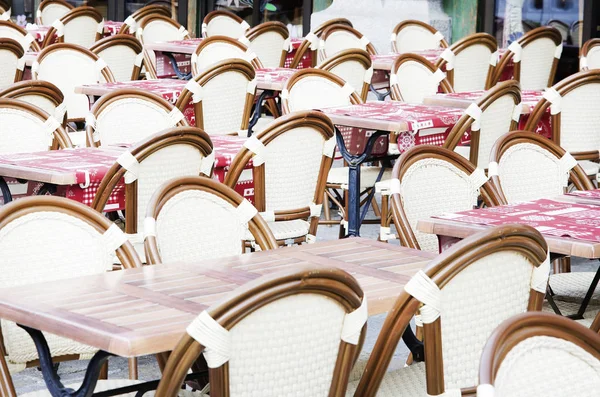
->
566, 189, 600, 200
25, 21, 126, 46
255, 67, 297, 90
434, 198, 600, 243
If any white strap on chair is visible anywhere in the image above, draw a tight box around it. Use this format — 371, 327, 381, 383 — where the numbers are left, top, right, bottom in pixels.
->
555, 43, 563, 59
244, 136, 266, 166
95, 58, 108, 81
185, 79, 203, 103
508, 41, 522, 63
280, 88, 290, 99
20, 33, 35, 51
305, 32, 319, 51
404, 270, 441, 324
178, 25, 189, 39
236, 199, 258, 224
16, 56, 25, 71
364, 66, 374, 84
54, 102, 67, 121
531, 250, 550, 293
201, 151, 215, 176
489, 50, 499, 66
259, 210, 275, 222
201, 22, 207, 36
543, 87, 562, 115
116, 151, 139, 184
359, 36, 370, 48
389, 178, 401, 194
341, 297, 368, 345
238, 34, 251, 46
52, 19, 65, 37
102, 223, 128, 253
134, 52, 144, 67
309, 202, 322, 218
470, 168, 488, 191
167, 108, 185, 125
143, 217, 156, 238
31, 60, 39, 75
85, 113, 97, 130
240, 20, 250, 31
488, 161, 499, 177
124, 15, 137, 33
191, 52, 198, 64
465, 103, 482, 131
323, 136, 336, 158
0, 8, 10, 21
136, 26, 144, 39
318, 38, 325, 51
389, 73, 398, 86
306, 234, 316, 244
283, 37, 291, 52
476, 384, 495, 397
187, 311, 231, 368
97, 19, 105, 34
433, 68, 446, 84
433, 31, 444, 42
379, 226, 396, 241
43, 116, 60, 145
247, 79, 257, 94
440, 48, 455, 71
237, 129, 248, 137
557, 152, 577, 187
580, 56, 588, 69
512, 103, 523, 122
342, 82, 355, 97
390, 32, 397, 43
244, 49, 257, 63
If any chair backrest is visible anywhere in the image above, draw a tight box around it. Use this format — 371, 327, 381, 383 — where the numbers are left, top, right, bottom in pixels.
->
156, 266, 367, 397
390, 53, 454, 103
353, 224, 549, 396
90, 34, 144, 82
36, 0, 73, 26
86, 88, 187, 147
580, 38, 600, 71
176, 59, 255, 135
319, 24, 376, 63
0, 196, 140, 369
436, 32, 498, 92
281, 68, 363, 114
0, 80, 66, 124
478, 312, 600, 397
317, 48, 373, 102
391, 19, 449, 53
42, 6, 104, 49
313, 17, 353, 37
92, 127, 213, 257
0, 0, 8, 15
191, 35, 262, 75
224, 111, 335, 242
32, 43, 115, 121
571, 20, 583, 48
244, 21, 289, 68
119, 4, 171, 35
0, 38, 24, 89
495, 26, 563, 90
489, 131, 593, 204
444, 80, 521, 169
144, 176, 277, 264
202, 10, 249, 39
0, 98, 71, 153
547, 19, 569, 42
0, 21, 40, 52
136, 14, 190, 44
524, 69, 600, 158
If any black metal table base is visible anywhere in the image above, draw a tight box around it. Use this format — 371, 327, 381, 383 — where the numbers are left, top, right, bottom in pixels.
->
165, 53, 192, 80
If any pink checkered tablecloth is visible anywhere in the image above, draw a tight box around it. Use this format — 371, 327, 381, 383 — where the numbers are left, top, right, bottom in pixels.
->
255, 67, 297, 89
434, 198, 600, 243
25, 21, 127, 46
567, 189, 600, 200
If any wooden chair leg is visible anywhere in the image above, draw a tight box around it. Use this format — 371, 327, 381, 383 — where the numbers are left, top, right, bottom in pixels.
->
0, 343, 16, 397
371, 195, 381, 218
378, 194, 389, 242
156, 352, 170, 373
322, 192, 331, 224
128, 357, 138, 380
553, 256, 571, 273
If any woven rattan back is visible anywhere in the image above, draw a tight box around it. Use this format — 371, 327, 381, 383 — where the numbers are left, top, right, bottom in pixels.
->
354, 224, 548, 396
391, 19, 449, 53
390, 54, 454, 103
90, 35, 144, 82
489, 131, 593, 204
36, 0, 73, 26
119, 4, 171, 35
319, 24, 376, 63
156, 266, 366, 397
478, 312, 600, 397
244, 21, 289, 68
0, 21, 40, 52
202, 10, 249, 39
176, 59, 255, 135
0, 80, 66, 124
444, 80, 521, 168
137, 14, 190, 44
317, 48, 373, 102
190, 35, 261, 75
0, 38, 23, 89
580, 39, 600, 71
42, 6, 104, 49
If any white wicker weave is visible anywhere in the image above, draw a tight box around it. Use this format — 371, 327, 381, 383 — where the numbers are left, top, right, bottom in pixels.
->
393, 25, 443, 53
0, 107, 56, 153
555, 82, 600, 154
392, 61, 440, 104
38, 3, 71, 25
11, 94, 58, 117
284, 75, 352, 112
248, 30, 286, 68
475, 95, 518, 168
345, 362, 426, 396
520, 37, 560, 90
61, 15, 102, 48
0, 24, 36, 51
320, 30, 368, 61
323, 59, 369, 99
0, 46, 20, 89
137, 20, 185, 44
453, 43, 494, 92
193, 41, 249, 73
94, 44, 140, 82
204, 15, 248, 39
583, 46, 600, 70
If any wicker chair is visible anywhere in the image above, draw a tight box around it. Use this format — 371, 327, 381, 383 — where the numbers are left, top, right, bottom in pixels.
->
243, 21, 289, 68
547, 19, 570, 43
493, 26, 563, 90
477, 312, 600, 397
119, 4, 171, 35
176, 59, 255, 135
41, 6, 104, 49
190, 35, 262, 75
0, 21, 41, 52
443, 80, 521, 169
0, 196, 142, 394
201, 9, 250, 39
318, 24, 376, 64
571, 20, 583, 48
156, 266, 366, 397
0, 38, 23, 90
435, 32, 498, 92
32, 43, 115, 122
224, 111, 335, 246
36, 0, 73, 26
92, 127, 213, 261
145, 176, 277, 264
90, 35, 144, 82
390, 53, 454, 104
317, 48, 373, 102
85, 89, 187, 147
391, 19, 449, 54
524, 69, 600, 177
580, 38, 600, 71
0, 80, 66, 125
0, 0, 8, 15
349, 224, 549, 397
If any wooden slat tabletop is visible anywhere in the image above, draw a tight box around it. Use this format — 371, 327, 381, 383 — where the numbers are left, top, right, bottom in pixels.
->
0, 238, 433, 358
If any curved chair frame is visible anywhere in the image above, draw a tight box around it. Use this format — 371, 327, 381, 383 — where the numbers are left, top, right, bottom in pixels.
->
144, 176, 278, 264
41, 6, 103, 48
156, 266, 366, 397
90, 34, 144, 81
190, 35, 263, 76
119, 4, 171, 35
36, 0, 73, 25
0, 38, 24, 85
391, 19, 449, 53
319, 24, 377, 60
202, 10, 248, 38
547, 19, 570, 42
571, 20, 583, 48
580, 38, 600, 71
390, 53, 454, 102
0, 80, 66, 125
0, 0, 8, 14
244, 21, 289, 68
317, 48, 372, 102
288, 18, 353, 69
0, 21, 41, 52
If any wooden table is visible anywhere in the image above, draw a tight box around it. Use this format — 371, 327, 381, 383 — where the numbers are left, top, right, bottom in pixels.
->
423, 90, 544, 115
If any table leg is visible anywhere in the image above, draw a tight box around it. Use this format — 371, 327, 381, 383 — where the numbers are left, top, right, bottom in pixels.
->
570, 261, 600, 319
0, 177, 12, 205
369, 84, 390, 101
165, 52, 192, 80
248, 90, 273, 136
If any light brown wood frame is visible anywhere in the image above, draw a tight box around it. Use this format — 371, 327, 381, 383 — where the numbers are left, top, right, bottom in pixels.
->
320, 24, 377, 59
0, 21, 42, 52
443, 80, 521, 167
175, 59, 255, 131
202, 9, 245, 37
389, 145, 504, 250
144, 176, 278, 264
353, 223, 548, 397
36, 0, 74, 25
580, 38, 600, 71
92, 127, 213, 238
317, 48, 372, 102
479, 311, 600, 389
155, 266, 366, 397
190, 35, 264, 76
434, 32, 498, 90
138, 14, 191, 40
224, 111, 335, 244
288, 19, 353, 69
489, 131, 594, 204
492, 26, 562, 87
0, 80, 66, 125
391, 20, 449, 53
90, 34, 144, 81
523, 69, 600, 161
0, 97, 72, 149
280, 68, 363, 115
0, 38, 24, 84
41, 6, 103, 48
86, 88, 188, 147
118, 4, 171, 35
245, 21, 289, 68
390, 53, 454, 102
0, 0, 8, 14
